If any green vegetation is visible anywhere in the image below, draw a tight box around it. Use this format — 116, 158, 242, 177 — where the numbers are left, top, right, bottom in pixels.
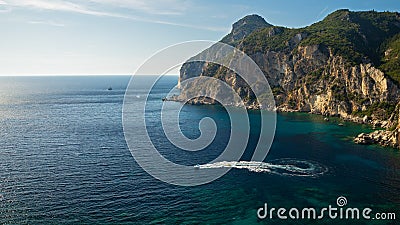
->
240, 10, 400, 82
271, 86, 284, 95
242, 27, 298, 53
304, 68, 325, 84
192, 10, 400, 115
379, 34, 400, 84
330, 83, 348, 102
300, 10, 400, 64
389, 123, 398, 131
300, 10, 364, 64
288, 98, 296, 108
203, 63, 220, 77
221, 14, 271, 45
347, 93, 370, 105
352, 102, 397, 119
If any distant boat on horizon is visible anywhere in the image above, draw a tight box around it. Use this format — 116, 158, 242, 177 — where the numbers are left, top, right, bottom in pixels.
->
107, 86, 113, 91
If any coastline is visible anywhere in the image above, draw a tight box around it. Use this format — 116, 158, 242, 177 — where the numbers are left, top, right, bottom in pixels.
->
167, 95, 400, 150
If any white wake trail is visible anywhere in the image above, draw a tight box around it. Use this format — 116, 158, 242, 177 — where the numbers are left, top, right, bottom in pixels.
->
194, 159, 328, 178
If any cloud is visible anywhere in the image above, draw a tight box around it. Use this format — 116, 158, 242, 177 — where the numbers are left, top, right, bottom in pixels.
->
3, 0, 113, 16
0, 0, 11, 12
87, 0, 188, 15
29, 20, 65, 27
3, 0, 187, 15
2, 0, 225, 31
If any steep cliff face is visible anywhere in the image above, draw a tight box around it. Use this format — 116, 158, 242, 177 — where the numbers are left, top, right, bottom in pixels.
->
179, 14, 271, 85
177, 10, 400, 149
259, 45, 400, 119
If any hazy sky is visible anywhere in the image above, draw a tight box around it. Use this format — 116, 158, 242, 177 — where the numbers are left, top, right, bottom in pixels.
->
0, 0, 399, 75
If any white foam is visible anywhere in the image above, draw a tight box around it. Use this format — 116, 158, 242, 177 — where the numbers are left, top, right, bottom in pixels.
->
195, 159, 328, 178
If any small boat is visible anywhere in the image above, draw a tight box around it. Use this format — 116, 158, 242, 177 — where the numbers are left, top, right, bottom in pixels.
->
338, 123, 344, 126
107, 87, 113, 91
194, 164, 200, 169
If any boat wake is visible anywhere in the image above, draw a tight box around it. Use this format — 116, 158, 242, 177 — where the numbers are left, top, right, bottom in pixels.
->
194, 159, 328, 178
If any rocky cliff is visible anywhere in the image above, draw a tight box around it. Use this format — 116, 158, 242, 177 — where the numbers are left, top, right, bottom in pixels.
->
179, 14, 271, 86
177, 10, 400, 149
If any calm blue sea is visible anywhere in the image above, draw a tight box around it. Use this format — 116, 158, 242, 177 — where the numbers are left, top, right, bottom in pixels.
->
0, 76, 399, 224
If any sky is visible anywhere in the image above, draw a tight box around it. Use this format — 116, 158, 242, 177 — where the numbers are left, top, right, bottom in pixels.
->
0, 0, 399, 75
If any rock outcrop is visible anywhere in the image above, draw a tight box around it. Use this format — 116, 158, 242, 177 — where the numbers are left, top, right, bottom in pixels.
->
355, 103, 400, 148
176, 10, 400, 149
179, 14, 271, 87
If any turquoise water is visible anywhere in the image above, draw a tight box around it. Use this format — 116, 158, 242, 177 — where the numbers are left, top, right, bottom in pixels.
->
0, 76, 399, 224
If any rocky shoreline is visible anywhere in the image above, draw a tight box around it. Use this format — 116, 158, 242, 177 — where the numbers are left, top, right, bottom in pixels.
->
276, 104, 399, 149
168, 95, 400, 149
354, 130, 399, 148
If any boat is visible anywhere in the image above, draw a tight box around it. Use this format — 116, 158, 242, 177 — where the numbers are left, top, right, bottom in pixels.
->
338, 123, 344, 126
194, 164, 200, 169
107, 87, 113, 91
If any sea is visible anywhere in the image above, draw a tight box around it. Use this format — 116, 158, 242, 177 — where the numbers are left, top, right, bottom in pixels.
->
0, 76, 399, 224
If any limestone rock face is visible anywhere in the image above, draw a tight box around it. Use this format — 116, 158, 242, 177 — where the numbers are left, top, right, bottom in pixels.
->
180, 44, 399, 118
353, 103, 400, 149
176, 11, 400, 149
